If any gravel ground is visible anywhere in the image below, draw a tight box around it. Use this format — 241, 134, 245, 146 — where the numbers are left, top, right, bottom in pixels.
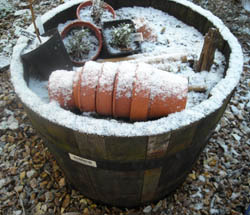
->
0, 0, 249, 214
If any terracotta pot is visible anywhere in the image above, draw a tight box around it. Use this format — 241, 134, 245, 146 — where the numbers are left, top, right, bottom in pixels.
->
79, 61, 103, 112
48, 70, 76, 109
73, 70, 81, 110
61, 20, 102, 66
76, 0, 116, 28
112, 62, 136, 118
130, 63, 152, 121
148, 69, 188, 118
96, 62, 118, 116
133, 17, 158, 42
48, 61, 188, 121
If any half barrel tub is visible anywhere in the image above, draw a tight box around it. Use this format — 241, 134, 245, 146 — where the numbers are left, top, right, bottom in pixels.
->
10, 0, 243, 208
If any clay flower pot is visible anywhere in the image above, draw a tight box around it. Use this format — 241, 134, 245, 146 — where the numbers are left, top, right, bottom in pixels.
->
96, 62, 118, 116
130, 63, 152, 121
148, 69, 188, 118
112, 62, 136, 118
61, 20, 102, 66
133, 17, 158, 42
48, 70, 76, 110
48, 61, 188, 121
76, 0, 116, 28
79, 61, 103, 112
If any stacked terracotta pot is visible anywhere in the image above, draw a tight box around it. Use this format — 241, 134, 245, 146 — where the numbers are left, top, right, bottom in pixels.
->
48, 61, 188, 121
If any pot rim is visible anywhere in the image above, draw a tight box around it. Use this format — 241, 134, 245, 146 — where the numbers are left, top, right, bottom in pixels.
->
10, 0, 243, 137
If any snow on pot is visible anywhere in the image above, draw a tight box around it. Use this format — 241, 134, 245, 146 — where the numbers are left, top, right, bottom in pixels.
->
11, 0, 243, 208
102, 19, 142, 58
61, 20, 102, 66
76, 0, 116, 28
48, 61, 188, 121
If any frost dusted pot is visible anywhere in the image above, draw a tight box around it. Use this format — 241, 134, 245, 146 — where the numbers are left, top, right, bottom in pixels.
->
48, 61, 188, 121
61, 20, 103, 66
11, 0, 243, 207
76, 0, 116, 27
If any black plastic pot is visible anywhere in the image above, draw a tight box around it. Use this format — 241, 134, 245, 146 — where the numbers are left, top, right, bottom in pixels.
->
21, 29, 73, 81
102, 19, 141, 58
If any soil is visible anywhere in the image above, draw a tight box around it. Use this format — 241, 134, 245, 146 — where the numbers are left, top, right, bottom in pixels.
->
0, 0, 249, 214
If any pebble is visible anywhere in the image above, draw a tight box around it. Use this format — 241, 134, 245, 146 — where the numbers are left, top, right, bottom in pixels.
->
0, 115, 19, 130
45, 191, 54, 202
83, 207, 89, 215
13, 210, 22, 215
231, 105, 239, 115
59, 177, 66, 187
232, 134, 241, 143
14, 185, 23, 193
153, 200, 162, 212
14, 9, 31, 16
143, 205, 152, 213
0, 178, 6, 189
27, 169, 36, 178
241, 125, 250, 135
224, 111, 235, 121
30, 178, 38, 189
20, 171, 26, 181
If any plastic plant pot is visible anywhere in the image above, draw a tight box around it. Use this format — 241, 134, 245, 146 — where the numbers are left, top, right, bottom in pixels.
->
76, 0, 116, 28
61, 20, 103, 66
102, 19, 142, 58
21, 29, 73, 81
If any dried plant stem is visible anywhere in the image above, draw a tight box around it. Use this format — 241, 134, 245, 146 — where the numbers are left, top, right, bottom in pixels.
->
29, 0, 41, 43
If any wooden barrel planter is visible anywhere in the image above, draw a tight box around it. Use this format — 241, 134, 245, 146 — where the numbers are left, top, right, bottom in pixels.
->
10, 0, 243, 208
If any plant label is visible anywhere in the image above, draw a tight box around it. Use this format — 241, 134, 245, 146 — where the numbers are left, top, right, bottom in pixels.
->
132, 32, 144, 42
69, 153, 97, 168
16, 27, 36, 41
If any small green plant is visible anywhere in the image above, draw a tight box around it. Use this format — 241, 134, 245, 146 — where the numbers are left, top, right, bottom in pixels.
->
110, 23, 133, 49
64, 27, 91, 61
91, 0, 105, 26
